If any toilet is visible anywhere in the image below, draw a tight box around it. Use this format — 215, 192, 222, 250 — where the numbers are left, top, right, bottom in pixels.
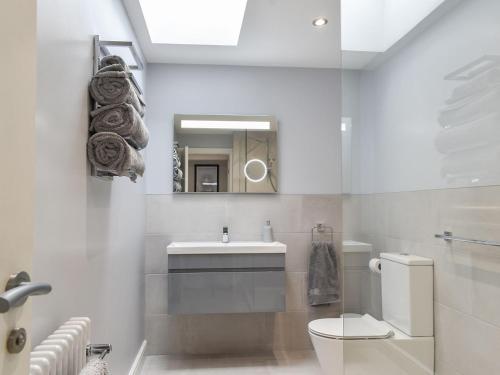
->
309, 253, 434, 375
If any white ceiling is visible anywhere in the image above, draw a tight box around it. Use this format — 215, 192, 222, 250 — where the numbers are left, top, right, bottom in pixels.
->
123, 0, 454, 70
123, 0, 342, 69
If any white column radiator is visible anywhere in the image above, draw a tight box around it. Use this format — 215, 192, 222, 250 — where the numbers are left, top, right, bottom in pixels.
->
29, 317, 91, 375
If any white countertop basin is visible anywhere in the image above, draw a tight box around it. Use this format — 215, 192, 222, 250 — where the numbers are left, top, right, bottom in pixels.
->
167, 241, 287, 255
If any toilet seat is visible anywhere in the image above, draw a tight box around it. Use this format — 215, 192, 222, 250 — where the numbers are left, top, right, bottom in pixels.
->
308, 314, 394, 340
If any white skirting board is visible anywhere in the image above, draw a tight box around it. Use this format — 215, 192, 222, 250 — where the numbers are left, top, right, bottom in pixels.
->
129, 340, 147, 375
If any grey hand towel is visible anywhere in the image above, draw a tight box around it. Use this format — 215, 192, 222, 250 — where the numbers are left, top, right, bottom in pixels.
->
87, 132, 145, 182
89, 70, 145, 116
90, 103, 149, 149
308, 241, 340, 306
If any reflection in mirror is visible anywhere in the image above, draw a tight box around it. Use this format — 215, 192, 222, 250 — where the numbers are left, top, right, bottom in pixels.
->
173, 114, 278, 193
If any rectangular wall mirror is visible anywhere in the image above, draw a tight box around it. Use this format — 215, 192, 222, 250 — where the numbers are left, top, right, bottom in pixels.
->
173, 114, 278, 193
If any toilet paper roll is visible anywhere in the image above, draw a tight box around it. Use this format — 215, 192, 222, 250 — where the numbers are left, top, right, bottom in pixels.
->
369, 258, 381, 274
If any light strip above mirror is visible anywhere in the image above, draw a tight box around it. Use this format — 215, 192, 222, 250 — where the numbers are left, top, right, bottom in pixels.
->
180, 120, 271, 131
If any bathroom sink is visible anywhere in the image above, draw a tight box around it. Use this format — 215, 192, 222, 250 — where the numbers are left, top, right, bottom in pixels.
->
167, 241, 287, 255
167, 241, 287, 314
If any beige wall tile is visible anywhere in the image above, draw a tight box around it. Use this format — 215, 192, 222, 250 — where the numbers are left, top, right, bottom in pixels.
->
343, 269, 371, 314
300, 195, 343, 233
346, 186, 500, 374
145, 194, 342, 355
470, 248, 500, 327
225, 195, 303, 234
433, 245, 473, 315
273, 312, 312, 351
146, 275, 168, 315
146, 235, 170, 274
275, 233, 311, 272
146, 195, 227, 235
145, 315, 187, 355
435, 302, 500, 375
286, 272, 308, 312
342, 194, 362, 238
435, 360, 464, 375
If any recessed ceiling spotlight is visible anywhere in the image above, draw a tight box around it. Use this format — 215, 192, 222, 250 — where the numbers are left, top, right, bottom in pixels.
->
312, 17, 328, 27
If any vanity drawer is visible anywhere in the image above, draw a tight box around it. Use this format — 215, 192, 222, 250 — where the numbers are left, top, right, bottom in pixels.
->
168, 253, 285, 271
168, 271, 285, 314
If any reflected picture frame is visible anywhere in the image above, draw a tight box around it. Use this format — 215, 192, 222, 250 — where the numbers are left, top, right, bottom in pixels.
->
194, 164, 219, 192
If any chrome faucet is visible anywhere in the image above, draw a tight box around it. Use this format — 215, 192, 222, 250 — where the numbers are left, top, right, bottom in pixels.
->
222, 226, 230, 243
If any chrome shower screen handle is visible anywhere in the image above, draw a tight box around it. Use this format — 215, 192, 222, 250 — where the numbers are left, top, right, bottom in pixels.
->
0, 271, 52, 313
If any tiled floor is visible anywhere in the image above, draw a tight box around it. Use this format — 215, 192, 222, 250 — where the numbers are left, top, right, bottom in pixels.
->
140, 350, 323, 375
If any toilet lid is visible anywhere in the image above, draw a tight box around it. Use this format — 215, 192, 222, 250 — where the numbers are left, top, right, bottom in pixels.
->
308, 314, 394, 340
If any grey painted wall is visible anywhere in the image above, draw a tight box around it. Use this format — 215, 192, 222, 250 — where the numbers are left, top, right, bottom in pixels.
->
145, 64, 342, 195
33, 0, 145, 373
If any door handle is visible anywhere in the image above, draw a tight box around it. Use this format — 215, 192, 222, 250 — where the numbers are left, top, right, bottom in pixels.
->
0, 271, 51, 313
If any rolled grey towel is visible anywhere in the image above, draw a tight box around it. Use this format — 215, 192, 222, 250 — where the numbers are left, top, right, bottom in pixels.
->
90, 103, 149, 149
308, 241, 340, 306
174, 181, 183, 192
173, 155, 181, 169
173, 167, 183, 181
87, 132, 145, 182
97, 63, 128, 73
89, 70, 145, 116
96, 63, 146, 109
79, 357, 109, 375
101, 55, 129, 72
96, 61, 147, 111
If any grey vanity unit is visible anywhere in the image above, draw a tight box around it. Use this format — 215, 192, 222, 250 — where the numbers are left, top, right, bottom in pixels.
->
167, 242, 286, 314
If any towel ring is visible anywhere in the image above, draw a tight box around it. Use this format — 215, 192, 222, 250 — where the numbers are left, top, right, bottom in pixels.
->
311, 223, 334, 243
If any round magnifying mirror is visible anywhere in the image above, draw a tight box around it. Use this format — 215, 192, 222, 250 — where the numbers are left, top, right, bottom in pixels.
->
244, 159, 268, 183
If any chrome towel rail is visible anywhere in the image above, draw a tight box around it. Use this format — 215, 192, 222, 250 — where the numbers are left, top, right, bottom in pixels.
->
93, 35, 144, 94
87, 344, 112, 360
434, 231, 500, 247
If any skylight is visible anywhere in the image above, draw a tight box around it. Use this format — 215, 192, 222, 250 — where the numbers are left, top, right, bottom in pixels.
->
138, 0, 248, 46
341, 0, 446, 52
